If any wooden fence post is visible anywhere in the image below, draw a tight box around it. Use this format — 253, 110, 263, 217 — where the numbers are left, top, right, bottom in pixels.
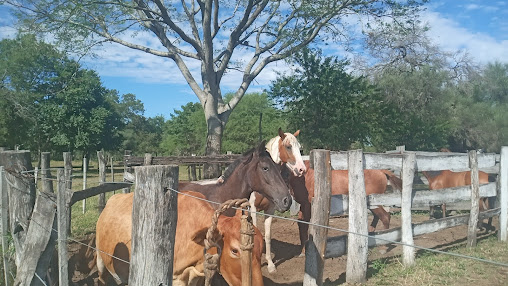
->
144, 153, 153, 166
63, 152, 72, 235
97, 151, 106, 213
346, 149, 368, 284
241, 213, 254, 286
41, 152, 53, 193
0, 150, 36, 268
401, 152, 416, 266
57, 169, 72, 286
82, 156, 87, 214
110, 156, 115, 183
498, 146, 508, 242
467, 150, 480, 248
129, 165, 179, 285
123, 150, 132, 194
0, 167, 10, 286
303, 149, 331, 286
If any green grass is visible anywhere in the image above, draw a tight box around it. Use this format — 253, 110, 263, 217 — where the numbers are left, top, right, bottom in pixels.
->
362, 234, 508, 285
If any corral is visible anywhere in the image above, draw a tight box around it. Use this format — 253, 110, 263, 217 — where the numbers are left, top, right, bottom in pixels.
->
0, 146, 507, 285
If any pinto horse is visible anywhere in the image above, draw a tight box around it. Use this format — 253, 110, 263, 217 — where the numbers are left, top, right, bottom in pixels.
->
180, 140, 292, 214
95, 191, 265, 286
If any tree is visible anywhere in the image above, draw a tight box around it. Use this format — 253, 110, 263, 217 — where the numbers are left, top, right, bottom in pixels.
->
222, 92, 286, 153
268, 49, 395, 151
7, 0, 426, 177
0, 35, 126, 155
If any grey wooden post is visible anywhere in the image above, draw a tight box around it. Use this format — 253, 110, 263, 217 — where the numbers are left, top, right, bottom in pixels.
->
82, 156, 87, 214
63, 152, 72, 235
0, 150, 35, 268
129, 165, 178, 285
467, 150, 480, 248
346, 149, 368, 284
401, 152, 416, 266
110, 156, 115, 182
41, 152, 53, 193
123, 150, 132, 194
97, 151, 106, 213
57, 169, 72, 286
0, 167, 10, 286
144, 153, 153, 166
303, 150, 331, 286
499, 146, 508, 242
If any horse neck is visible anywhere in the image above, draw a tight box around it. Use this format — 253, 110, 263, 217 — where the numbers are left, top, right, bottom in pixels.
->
265, 136, 282, 164
208, 165, 252, 203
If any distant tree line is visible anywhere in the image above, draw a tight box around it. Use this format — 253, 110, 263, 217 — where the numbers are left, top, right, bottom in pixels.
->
1, 35, 507, 159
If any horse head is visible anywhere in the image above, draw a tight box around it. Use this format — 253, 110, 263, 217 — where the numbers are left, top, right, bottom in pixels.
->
271, 127, 307, 177
243, 140, 292, 212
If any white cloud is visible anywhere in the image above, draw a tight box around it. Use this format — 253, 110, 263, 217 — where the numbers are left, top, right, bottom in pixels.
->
422, 10, 508, 64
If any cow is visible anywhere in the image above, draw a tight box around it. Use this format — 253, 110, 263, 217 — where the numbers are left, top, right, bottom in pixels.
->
95, 191, 264, 286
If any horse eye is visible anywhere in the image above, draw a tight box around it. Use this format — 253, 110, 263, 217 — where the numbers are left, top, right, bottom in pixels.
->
263, 166, 269, 171
231, 248, 240, 257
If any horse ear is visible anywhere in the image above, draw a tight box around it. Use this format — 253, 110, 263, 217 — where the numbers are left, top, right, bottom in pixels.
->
294, 130, 300, 137
258, 140, 267, 154
191, 227, 209, 246
278, 127, 286, 139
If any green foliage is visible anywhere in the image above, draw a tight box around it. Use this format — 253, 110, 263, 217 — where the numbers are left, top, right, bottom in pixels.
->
268, 49, 397, 152
160, 102, 207, 155
223, 93, 286, 153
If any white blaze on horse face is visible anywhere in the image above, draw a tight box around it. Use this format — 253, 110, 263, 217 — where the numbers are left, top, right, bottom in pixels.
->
266, 131, 307, 177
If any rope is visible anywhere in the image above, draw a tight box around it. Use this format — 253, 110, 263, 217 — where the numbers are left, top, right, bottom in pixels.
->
204, 198, 250, 286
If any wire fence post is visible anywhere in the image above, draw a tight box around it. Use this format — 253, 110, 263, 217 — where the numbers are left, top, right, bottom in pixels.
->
498, 146, 508, 242
346, 149, 368, 284
401, 152, 416, 266
41, 152, 53, 193
303, 149, 331, 286
0, 166, 10, 286
82, 155, 87, 214
97, 151, 106, 213
467, 150, 480, 248
63, 152, 72, 235
57, 169, 72, 286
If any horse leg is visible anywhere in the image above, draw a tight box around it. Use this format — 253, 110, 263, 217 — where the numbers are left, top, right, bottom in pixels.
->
297, 200, 311, 256
369, 207, 390, 232
264, 205, 276, 273
249, 192, 258, 227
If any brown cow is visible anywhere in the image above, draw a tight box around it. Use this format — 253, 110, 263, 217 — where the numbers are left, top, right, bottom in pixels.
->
95, 191, 264, 286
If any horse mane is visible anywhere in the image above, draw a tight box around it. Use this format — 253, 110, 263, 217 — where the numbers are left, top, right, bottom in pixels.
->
220, 141, 268, 184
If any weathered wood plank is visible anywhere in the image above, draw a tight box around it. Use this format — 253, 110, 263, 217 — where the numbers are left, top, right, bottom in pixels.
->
346, 150, 368, 284
401, 153, 416, 266
0, 167, 10, 286
129, 165, 179, 285
467, 151, 480, 248
97, 151, 106, 213
125, 154, 242, 166
329, 182, 496, 216
70, 182, 132, 206
0, 150, 36, 268
303, 150, 331, 286
325, 208, 500, 258
57, 169, 72, 286
13, 191, 57, 286
40, 152, 53, 193
329, 151, 497, 172
499, 146, 508, 242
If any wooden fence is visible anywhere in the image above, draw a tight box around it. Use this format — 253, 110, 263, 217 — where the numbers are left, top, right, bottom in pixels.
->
303, 146, 507, 285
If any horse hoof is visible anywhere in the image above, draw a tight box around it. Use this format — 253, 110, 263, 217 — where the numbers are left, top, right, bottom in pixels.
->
267, 264, 277, 274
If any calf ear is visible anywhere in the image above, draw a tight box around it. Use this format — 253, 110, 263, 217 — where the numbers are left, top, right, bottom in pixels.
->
191, 227, 209, 246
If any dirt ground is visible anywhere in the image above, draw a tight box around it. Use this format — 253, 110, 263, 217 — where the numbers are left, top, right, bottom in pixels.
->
69, 211, 497, 286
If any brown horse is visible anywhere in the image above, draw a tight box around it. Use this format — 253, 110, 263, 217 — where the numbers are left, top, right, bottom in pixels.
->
180, 141, 292, 214
422, 170, 491, 219
290, 161, 403, 252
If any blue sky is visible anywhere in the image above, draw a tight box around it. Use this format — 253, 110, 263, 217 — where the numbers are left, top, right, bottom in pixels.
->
1, 1, 508, 118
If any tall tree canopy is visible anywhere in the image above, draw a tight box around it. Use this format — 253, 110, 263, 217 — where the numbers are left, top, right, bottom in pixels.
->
0, 34, 131, 155
6, 0, 426, 176
269, 49, 397, 151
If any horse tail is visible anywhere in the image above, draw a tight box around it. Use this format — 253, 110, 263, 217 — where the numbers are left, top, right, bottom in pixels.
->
380, 170, 403, 191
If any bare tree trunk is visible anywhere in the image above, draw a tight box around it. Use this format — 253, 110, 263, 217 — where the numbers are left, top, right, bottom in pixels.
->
203, 99, 226, 178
